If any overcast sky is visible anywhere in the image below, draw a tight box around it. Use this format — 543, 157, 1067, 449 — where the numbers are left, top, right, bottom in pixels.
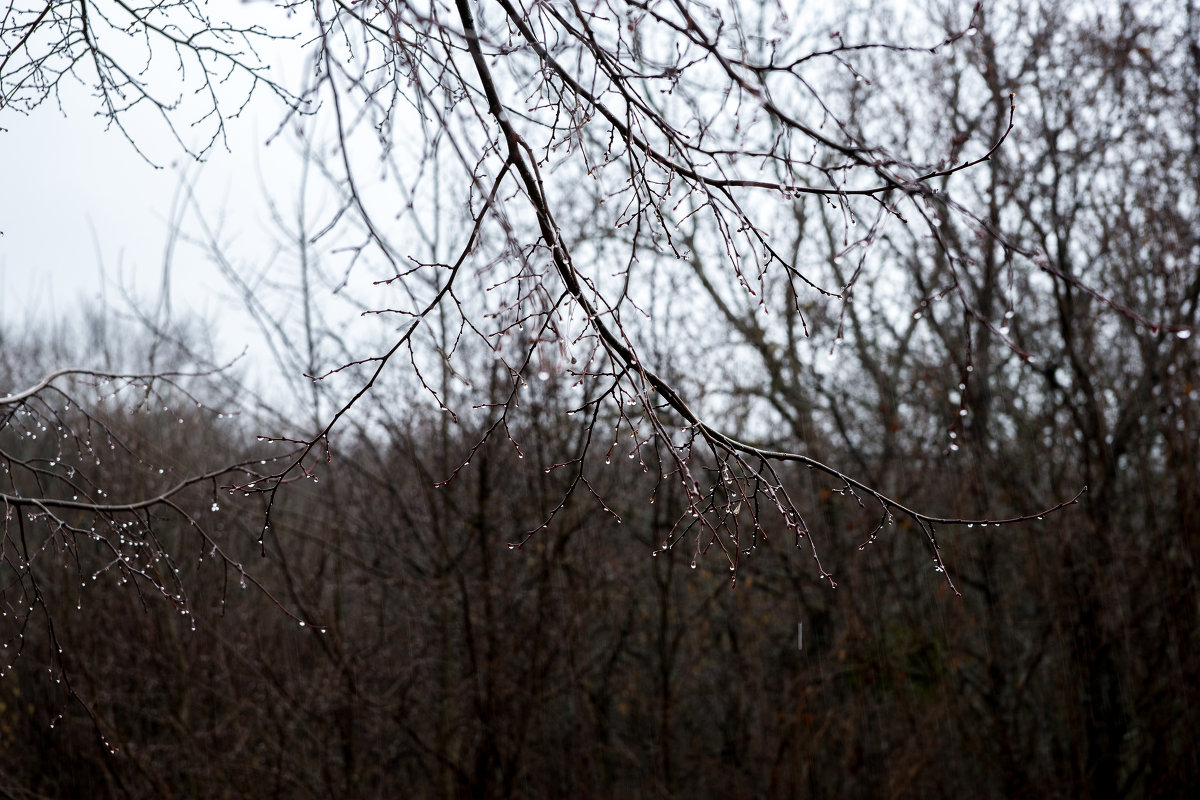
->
0, 0, 956, 380
0, 2, 323, 377
2, 98, 260, 331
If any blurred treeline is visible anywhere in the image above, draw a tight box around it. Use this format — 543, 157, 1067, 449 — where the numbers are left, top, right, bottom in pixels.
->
3, 1, 1199, 798
1, 299, 1196, 799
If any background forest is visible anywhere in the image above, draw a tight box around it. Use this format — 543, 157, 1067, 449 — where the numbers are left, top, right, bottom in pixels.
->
2, 0, 1198, 797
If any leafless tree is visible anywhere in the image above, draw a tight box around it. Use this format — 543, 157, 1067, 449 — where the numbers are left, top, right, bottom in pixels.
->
153, 0, 1091, 586
6, 6, 1193, 772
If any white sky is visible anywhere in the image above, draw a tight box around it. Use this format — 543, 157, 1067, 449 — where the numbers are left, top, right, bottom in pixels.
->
0, 0, 903, 330
1, 88, 269, 329
0, 1, 325, 375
